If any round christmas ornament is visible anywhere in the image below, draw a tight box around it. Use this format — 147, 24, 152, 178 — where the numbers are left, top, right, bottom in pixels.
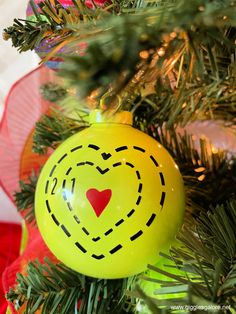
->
35, 110, 185, 279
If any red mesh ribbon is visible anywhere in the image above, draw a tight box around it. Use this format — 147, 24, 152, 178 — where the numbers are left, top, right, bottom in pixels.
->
0, 66, 58, 313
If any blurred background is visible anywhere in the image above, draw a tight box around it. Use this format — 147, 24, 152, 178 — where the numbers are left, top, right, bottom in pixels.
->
0, 0, 39, 222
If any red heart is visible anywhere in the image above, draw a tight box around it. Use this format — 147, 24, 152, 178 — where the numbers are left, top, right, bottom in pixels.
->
86, 189, 112, 217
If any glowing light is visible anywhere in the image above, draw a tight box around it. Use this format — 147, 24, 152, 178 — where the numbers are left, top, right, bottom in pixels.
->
157, 47, 165, 57
211, 145, 218, 153
139, 50, 149, 59
170, 32, 177, 39
194, 167, 205, 173
198, 174, 205, 181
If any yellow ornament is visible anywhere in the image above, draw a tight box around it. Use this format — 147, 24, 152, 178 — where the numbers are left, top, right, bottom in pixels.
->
35, 110, 185, 279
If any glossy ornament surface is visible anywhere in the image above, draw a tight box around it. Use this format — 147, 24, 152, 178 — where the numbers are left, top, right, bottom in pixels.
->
35, 110, 185, 278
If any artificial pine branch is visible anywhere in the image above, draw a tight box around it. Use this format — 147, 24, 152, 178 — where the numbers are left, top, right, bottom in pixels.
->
151, 127, 236, 210
6, 258, 136, 314
138, 199, 236, 313
3, 0, 116, 53
40, 83, 68, 103
3, 0, 173, 54
33, 109, 89, 155
3, 19, 50, 52
132, 77, 236, 128
14, 172, 38, 224
4, 1, 236, 125
58, 0, 236, 121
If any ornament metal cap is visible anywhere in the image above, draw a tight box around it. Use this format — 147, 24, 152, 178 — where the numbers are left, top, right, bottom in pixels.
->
89, 110, 133, 125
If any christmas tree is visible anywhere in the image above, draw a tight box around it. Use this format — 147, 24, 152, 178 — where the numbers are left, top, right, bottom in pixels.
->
2, 0, 236, 313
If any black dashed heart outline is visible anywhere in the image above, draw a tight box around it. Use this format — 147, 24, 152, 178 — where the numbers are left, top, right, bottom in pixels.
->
43, 144, 166, 260
46, 160, 142, 239
63, 160, 142, 239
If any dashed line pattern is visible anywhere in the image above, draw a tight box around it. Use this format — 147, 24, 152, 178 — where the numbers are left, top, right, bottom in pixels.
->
49, 165, 57, 177
66, 167, 72, 175
61, 159, 144, 239
61, 225, 71, 237
115, 146, 128, 152
71, 145, 82, 152
58, 153, 68, 164
45, 181, 49, 194
46, 143, 166, 259
88, 144, 100, 151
